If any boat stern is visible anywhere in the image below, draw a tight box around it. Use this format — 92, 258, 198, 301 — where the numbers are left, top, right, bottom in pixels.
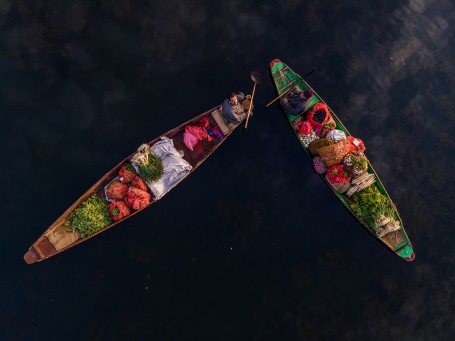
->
397, 244, 415, 261
24, 247, 41, 264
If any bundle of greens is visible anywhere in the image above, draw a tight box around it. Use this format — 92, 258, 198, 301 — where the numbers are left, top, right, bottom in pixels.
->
68, 194, 112, 238
131, 143, 163, 183
348, 186, 396, 231
343, 152, 368, 177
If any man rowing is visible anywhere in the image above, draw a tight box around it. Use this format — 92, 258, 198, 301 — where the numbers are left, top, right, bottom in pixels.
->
280, 87, 314, 116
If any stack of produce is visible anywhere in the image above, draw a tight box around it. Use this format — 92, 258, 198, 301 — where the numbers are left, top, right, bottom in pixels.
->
105, 162, 152, 222
131, 143, 164, 183
346, 136, 366, 153
346, 173, 376, 197
348, 186, 400, 236
308, 138, 333, 156
68, 194, 112, 238
325, 164, 351, 193
342, 152, 368, 177
106, 180, 128, 200
294, 100, 401, 239
326, 129, 346, 143
317, 139, 353, 167
109, 201, 131, 222
294, 117, 319, 147
313, 156, 327, 174
375, 215, 401, 237
306, 103, 336, 137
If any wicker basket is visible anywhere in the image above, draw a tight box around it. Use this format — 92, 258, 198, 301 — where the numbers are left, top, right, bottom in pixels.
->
308, 138, 333, 156
342, 152, 368, 177
317, 139, 353, 167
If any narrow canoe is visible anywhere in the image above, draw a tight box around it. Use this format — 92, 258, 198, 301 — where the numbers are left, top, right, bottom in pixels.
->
24, 106, 240, 264
269, 59, 415, 261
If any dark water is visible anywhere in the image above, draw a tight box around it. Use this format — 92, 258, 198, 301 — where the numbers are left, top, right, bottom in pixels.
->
2, 1, 455, 339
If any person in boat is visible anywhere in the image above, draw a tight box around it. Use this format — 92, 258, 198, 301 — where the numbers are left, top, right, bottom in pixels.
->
221, 92, 252, 123
280, 87, 314, 116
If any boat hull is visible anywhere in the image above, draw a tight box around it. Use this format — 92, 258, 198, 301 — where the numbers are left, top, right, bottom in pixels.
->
269, 59, 415, 261
24, 106, 241, 264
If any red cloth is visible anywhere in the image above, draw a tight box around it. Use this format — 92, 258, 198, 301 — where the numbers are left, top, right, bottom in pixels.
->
198, 117, 210, 128
186, 126, 208, 140
183, 125, 214, 151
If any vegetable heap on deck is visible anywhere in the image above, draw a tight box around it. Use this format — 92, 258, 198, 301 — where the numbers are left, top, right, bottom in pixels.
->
68, 194, 112, 238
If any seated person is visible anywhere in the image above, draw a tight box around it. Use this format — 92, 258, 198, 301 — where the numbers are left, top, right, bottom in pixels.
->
221, 92, 252, 123
280, 87, 314, 116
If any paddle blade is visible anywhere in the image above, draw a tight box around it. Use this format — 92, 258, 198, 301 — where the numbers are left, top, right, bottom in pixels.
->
251, 71, 262, 84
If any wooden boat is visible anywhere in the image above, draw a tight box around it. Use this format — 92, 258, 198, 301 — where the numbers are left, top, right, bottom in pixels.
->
24, 105, 241, 264
269, 59, 415, 261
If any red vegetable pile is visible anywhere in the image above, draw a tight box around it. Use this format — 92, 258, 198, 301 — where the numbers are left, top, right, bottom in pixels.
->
107, 164, 152, 221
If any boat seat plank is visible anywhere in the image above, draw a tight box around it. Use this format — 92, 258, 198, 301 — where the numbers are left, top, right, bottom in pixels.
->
35, 237, 58, 258
211, 108, 231, 135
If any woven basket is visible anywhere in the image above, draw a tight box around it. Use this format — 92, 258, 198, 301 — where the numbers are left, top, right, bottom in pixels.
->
308, 138, 333, 156
342, 152, 368, 177
317, 139, 352, 167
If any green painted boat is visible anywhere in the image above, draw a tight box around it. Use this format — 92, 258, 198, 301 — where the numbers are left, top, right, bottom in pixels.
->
270, 59, 415, 261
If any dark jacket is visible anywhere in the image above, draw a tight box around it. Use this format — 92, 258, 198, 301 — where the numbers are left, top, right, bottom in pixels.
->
221, 92, 246, 123
280, 92, 312, 116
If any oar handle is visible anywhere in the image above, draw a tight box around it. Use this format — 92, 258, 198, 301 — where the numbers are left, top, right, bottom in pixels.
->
265, 80, 301, 107
265, 84, 296, 107
244, 82, 256, 129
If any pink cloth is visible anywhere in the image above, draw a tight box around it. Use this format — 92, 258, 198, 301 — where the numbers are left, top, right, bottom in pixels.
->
183, 125, 213, 151
183, 130, 199, 151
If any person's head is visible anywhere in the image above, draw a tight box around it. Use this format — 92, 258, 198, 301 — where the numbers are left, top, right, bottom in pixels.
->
227, 92, 239, 105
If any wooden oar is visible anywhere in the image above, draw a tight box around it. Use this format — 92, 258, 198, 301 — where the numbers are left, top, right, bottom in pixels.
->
243, 71, 261, 130
265, 68, 316, 108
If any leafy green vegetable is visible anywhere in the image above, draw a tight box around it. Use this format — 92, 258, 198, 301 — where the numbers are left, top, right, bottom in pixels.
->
69, 194, 112, 238
349, 186, 396, 231
111, 206, 120, 218
125, 163, 136, 173
137, 154, 163, 183
351, 155, 367, 170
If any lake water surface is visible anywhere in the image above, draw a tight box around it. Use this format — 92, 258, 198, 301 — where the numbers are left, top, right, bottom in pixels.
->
2, 1, 455, 340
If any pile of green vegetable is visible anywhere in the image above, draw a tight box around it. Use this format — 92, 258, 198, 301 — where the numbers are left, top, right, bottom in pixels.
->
130, 143, 163, 183
350, 155, 367, 171
348, 186, 397, 231
68, 194, 112, 238
137, 154, 163, 183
